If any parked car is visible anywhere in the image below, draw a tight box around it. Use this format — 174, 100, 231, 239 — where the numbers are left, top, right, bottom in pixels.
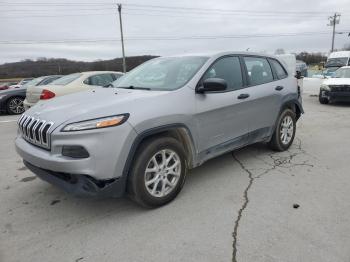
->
15, 52, 303, 207
0, 81, 18, 91
10, 78, 34, 88
24, 71, 123, 109
0, 88, 26, 114
323, 51, 350, 78
0, 75, 61, 115
319, 66, 350, 104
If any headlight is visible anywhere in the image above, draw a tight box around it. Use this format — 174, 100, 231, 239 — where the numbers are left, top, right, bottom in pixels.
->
320, 84, 330, 91
62, 114, 129, 132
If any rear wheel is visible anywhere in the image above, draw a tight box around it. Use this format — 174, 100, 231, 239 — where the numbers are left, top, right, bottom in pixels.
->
269, 109, 296, 151
127, 137, 187, 208
7, 97, 25, 115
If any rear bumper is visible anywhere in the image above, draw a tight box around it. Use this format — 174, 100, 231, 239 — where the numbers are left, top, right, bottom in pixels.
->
24, 160, 126, 197
23, 99, 36, 110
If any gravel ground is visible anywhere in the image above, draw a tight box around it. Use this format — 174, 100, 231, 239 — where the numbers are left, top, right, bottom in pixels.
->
0, 94, 349, 262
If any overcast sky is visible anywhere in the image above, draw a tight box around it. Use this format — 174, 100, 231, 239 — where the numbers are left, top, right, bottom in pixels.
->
0, 0, 349, 64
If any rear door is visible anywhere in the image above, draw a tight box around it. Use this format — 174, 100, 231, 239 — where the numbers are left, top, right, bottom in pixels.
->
194, 56, 250, 157
241, 56, 285, 142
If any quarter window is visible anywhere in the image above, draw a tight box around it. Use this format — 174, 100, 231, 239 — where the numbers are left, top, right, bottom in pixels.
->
269, 59, 288, 79
243, 57, 273, 86
202, 56, 243, 91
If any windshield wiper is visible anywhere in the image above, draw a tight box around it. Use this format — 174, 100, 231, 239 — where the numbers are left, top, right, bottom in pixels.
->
117, 85, 151, 90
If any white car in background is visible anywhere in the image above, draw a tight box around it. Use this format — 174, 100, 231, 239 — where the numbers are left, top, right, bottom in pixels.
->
319, 66, 350, 104
24, 71, 123, 109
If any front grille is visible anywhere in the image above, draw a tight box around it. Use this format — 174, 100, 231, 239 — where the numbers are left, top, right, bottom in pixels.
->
330, 85, 350, 92
18, 114, 54, 149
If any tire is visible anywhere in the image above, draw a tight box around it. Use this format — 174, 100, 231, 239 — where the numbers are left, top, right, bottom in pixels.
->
269, 109, 296, 151
127, 136, 188, 208
6, 96, 25, 115
319, 92, 329, 104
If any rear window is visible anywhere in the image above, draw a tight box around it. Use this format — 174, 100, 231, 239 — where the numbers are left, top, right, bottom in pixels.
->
269, 59, 288, 79
22, 77, 45, 88
51, 73, 82, 86
243, 57, 274, 86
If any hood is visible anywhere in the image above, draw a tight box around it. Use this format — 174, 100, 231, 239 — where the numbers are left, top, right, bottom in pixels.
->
25, 87, 168, 126
323, 78, 350, 86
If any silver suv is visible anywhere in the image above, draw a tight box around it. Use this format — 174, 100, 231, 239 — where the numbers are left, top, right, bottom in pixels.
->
15, 52, 303, 207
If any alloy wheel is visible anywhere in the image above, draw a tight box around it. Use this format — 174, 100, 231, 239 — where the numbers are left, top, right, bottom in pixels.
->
8, 98, 25, 114
144, 149, 181, 198
280, 115, 294, 145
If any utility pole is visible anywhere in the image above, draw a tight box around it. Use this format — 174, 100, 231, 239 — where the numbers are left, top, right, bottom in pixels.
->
117, 3, 126, 73
328, 13, 341, 52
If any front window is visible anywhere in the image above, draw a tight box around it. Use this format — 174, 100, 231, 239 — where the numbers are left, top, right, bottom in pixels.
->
243, 57, 274, 86
333, 67, 350, 78
202, 56, 243, 91
50, 73, 82, 86
114, 56, 209, 91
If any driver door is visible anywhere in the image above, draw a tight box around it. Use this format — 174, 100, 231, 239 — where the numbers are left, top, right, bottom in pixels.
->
194, 56, 250, 158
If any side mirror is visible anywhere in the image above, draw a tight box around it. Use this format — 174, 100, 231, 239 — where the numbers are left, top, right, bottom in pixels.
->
196, 78, 227, 93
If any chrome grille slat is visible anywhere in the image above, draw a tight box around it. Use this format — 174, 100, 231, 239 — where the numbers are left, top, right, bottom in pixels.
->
17, 114, 54, 150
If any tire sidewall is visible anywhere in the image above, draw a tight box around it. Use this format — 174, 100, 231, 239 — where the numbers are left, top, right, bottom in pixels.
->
273, 109, 296, 151
129, 137, 187, 207
319, 91, 329, 104
7, 97, 24, 115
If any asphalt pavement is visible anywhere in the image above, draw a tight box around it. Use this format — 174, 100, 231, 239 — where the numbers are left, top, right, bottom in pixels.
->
0, 94, 349, 262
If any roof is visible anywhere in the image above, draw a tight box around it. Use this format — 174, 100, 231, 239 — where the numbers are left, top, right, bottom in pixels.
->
328, 51, 350, 58
79, 71, 124, 76
161, 51, 280, 59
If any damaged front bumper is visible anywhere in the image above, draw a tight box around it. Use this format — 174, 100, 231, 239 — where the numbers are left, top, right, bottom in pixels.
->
24, 160, 127, 198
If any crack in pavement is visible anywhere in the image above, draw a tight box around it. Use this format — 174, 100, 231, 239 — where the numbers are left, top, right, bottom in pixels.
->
231, 152, 254, 262
231, 137, 315, 262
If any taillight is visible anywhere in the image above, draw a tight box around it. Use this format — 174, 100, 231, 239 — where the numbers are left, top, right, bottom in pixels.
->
40, 89, 55, 100
0, 86, 9, 90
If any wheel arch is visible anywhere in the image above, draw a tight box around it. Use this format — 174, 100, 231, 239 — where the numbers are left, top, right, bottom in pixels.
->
280, 99, 304, 120
122, 124, 197, 178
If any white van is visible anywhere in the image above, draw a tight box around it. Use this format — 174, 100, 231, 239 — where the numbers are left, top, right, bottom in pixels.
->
325, 51, 350, 68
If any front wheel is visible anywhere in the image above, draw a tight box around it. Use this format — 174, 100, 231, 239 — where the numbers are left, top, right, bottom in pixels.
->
7, 97, 25, 115
319, 91, 329, 104
269, 109, 296, 151
127, 137, 188, 208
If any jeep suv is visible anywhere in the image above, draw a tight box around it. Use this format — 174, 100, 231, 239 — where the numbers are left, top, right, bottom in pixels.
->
15, 52, 303, 207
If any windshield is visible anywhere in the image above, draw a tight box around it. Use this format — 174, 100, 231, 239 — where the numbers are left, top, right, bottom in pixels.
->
22, 77, 45, 88
50, 73, 82, 86
114, 56, 209, 91
323, 67, 338, 77
326, 57, 349, 67
333, 67, 350, 78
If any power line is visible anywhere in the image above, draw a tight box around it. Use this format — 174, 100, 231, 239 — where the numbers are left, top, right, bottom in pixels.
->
0, 1, 348, 15
0, 7, 341, 18
1, 9, 347, 20
1, 31, 349, 45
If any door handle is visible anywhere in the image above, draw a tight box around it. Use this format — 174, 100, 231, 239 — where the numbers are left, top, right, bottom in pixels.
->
237, 93, 250, 99
275, 86, 284, 91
